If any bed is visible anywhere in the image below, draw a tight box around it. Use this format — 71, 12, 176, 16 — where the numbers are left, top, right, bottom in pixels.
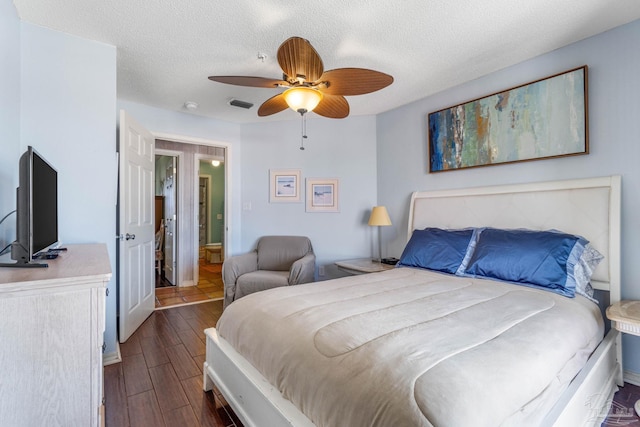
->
204, 175, 622, 426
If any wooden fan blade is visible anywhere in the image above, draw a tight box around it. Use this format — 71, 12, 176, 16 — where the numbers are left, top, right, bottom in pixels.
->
258, 93, 289, 117
317, 68, 393, 96
208, 76, 288, 88
277, 37, 324, 83
313, 94, 349, 119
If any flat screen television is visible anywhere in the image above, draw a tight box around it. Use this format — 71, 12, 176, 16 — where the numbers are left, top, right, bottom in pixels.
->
1, 146, 59, 268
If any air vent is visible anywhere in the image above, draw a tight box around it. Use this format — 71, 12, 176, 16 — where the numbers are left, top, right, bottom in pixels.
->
229, 99, 254, 109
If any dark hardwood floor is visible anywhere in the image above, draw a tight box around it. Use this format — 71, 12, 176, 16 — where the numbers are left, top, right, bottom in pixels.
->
104, 299, 640, 426
104, 300, 242, 427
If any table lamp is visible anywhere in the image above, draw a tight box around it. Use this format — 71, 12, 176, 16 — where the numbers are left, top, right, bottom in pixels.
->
368, 206, 392, 262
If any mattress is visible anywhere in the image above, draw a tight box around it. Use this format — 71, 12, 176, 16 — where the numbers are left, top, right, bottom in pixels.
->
216, 267, 604, 427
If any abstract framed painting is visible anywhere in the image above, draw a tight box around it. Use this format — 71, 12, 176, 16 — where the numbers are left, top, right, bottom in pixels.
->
306, 178, 339, 212
428, 66, 588, 173
269, 169, 301, 203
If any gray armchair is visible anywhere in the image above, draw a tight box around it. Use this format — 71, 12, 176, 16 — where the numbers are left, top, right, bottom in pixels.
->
222, 235, 315, 308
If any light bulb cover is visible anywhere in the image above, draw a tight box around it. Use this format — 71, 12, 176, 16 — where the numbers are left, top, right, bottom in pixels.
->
283, 87, 323, 113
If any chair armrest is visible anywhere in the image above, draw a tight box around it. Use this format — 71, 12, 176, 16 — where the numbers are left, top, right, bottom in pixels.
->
222, 251, 258, 308
288, 253, 316, 285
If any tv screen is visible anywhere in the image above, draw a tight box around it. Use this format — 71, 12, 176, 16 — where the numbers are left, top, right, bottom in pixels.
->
6, 146, 58, 267
31, 150, 58, 254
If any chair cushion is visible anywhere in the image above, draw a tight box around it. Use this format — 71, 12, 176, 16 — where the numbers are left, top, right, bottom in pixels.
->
235, 270, 290, 299
257, 236, 313, 271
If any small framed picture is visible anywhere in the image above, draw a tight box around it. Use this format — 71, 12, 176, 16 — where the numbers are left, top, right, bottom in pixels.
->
306, 178, 339, 212
269, 169, 301, 203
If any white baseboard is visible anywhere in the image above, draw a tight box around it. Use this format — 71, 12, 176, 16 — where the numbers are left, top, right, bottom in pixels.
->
103, 341, 122, 366
623, 370, 640, 387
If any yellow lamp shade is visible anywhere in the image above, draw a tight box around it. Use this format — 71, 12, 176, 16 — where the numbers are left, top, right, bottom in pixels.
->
283, 87, 323, 113
368, 206, 392, 226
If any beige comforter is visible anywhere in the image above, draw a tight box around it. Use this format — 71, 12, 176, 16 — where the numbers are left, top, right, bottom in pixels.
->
217, 267, 604, 427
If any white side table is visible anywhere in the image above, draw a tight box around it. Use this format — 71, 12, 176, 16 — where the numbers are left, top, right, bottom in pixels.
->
606, 300, 640, 416
335, 258, 395, 275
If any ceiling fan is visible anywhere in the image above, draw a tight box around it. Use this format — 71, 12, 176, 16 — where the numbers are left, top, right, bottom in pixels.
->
209, 37, 394, 119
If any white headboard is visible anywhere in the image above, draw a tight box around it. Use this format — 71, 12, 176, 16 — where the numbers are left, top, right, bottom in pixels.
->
408, 176, 621, 301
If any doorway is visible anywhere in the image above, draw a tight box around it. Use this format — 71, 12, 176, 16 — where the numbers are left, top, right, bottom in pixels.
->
195, 155, 225, 287
118, 110, 232, 342
153, 140, 227, 309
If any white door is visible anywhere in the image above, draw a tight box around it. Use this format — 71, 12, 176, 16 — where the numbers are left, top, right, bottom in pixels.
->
163, 158, 177, 285
118, 110, 155, 342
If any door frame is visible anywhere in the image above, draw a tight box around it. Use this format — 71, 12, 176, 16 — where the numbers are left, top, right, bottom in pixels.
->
155, 148, 183, 285
153, 132, 232, 287
194, 153, 226, 285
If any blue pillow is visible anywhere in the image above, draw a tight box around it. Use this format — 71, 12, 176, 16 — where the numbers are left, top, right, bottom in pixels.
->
398, 228, 474, 274
463, 228, 588, 297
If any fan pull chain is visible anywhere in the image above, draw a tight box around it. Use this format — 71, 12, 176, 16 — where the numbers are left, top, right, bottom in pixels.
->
300, 113, 308, 150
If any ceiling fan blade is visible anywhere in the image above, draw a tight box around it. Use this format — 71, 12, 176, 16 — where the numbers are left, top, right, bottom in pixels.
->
258, 93, 289, 116
277, 37, 324, 83
317, 68, 394, 96
313, 94, 349, 119
208, 76, 288, 88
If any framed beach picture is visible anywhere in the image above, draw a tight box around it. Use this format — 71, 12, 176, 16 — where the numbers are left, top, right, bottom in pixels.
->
428, 66, 588, 172
269, 169, 301, 203
306, 178, 339, 212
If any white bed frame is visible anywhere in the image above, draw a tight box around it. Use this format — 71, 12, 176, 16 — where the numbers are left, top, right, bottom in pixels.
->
204, 175, 622, 427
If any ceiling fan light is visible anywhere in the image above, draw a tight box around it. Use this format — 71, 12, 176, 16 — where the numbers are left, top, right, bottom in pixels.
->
283, 87, 323, 114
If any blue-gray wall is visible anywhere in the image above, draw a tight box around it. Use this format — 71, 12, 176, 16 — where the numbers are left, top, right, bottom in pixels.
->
0, 0, 21, 248
20, 23, 118, 354
0, 2, 119, 356
377, 19, 640, 376
240, 116, 378, 269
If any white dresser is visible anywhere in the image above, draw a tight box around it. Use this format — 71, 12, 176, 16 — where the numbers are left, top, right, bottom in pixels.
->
0, 244, 111, 427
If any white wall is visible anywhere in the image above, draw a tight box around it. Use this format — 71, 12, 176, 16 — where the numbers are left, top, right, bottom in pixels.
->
240, 115, 379, 277
0, 0, 21, 248
20, 23, 119, 354
377, 19, 640, 375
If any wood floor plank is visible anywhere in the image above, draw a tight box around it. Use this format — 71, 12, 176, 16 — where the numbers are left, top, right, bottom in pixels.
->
122, 353, 153, 397
162, 405, 200, 427
185, 315, 217, 339
120, 332, 143, 357
179, 327, 207, 357
193, 354, 206, 369
163, 309, 193, 332
104, 363, 130, 427
153, 311, 183, 347
148, 363, 190, 411
139, 335, 170, 368
166, 343, 202, 380
180, 376, 233, 427
127, 390, 164, 427
137, 313, 160, 338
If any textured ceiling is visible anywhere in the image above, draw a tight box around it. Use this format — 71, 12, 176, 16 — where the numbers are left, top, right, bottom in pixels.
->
12, 0, 640, 123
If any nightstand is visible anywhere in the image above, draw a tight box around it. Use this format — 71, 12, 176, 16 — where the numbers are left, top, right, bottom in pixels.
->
335, 258, 395, 275
606, 300, 640, 416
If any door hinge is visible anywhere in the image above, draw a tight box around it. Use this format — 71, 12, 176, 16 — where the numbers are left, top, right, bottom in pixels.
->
105, 288, 110, 297
102, 343, 106, 353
